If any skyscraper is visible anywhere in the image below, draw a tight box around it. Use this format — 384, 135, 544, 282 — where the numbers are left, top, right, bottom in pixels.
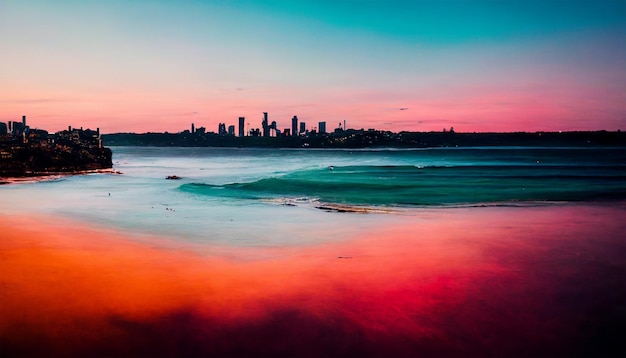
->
291, 116, 298, 137
238, 117, 245, 137
0, 122, 7, 135
191, 123, 195, 134
228, 125, 235, 136
299, 122, 306, 134
262, 112, 269, 137
318, 121, 326, 134
11, 121, 24, 136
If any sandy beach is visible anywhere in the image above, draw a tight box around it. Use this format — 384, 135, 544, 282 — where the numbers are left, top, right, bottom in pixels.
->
1, 203, 624, 357
0, 168, 121, 185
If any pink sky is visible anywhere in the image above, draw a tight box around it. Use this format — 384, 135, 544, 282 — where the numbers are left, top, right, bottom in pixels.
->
1, 1, 624, 133
4, 80, 623, 134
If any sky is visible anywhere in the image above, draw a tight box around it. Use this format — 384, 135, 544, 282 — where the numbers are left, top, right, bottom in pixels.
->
1, 0, 625, 133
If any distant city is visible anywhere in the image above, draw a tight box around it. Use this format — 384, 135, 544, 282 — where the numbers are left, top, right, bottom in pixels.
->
103, 112, 625, 148
187, 112, 339, 138
0, 115, 103, 147
1, 114, 625, 152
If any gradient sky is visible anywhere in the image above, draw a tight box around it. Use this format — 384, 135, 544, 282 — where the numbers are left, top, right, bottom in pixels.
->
1, 0, 625, 133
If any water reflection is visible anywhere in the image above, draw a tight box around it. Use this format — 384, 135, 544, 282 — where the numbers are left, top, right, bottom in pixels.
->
1, 204, 624, 357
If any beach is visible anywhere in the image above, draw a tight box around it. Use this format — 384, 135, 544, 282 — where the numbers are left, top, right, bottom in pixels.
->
2, 202, 625, 357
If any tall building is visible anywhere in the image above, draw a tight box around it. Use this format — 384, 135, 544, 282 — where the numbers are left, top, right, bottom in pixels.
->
262, 112, 269, 137
218, 123, 226, 135
299, 122, 306, 134
191, 123, 195, 134
291, 116, 298, 137
228, 125, 235, 136
11, 121, 25, 136
318, 121, 326, 134
0, 122, 7, 135
22, 115, 26, 126
238, 117, 245, 137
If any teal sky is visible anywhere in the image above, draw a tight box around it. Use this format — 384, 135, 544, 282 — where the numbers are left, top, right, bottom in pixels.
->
246, 0, 625, 42
1, 0, 625, 133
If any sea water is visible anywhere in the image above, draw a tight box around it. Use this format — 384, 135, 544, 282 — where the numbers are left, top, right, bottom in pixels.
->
2, 146, 625, 357
0, 146, 624, 246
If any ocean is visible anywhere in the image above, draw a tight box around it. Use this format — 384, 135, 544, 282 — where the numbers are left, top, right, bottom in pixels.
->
2, 146, 624, 240
1, 146, 625, 357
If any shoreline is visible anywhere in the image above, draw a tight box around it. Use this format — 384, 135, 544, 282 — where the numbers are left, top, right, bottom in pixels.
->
0, 168, 121, 185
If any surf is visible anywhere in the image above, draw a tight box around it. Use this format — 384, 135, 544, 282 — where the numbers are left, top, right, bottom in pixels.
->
179, 163, 626, 208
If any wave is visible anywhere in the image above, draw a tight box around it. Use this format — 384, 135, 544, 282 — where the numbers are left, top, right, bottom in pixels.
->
179, 164, 626, 208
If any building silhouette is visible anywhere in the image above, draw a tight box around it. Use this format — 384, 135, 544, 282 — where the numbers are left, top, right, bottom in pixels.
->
262, 112, 269, 137
292, 116, 298, 137
6, 115, 28, 137
228, 125, 235, 136
0, 122, 7, 135
218, 123, 226, 135
238, 117, 245, 137
191, 123, 195, 134
10, 121, 26, 136
299, 122, 306, 134
318, 121, 326, 134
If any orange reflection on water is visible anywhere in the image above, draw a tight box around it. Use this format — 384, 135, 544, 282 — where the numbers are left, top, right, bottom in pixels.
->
1, 204, 625, 357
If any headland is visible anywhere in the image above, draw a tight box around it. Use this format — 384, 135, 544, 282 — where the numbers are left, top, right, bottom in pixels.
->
0, 117, 113, 178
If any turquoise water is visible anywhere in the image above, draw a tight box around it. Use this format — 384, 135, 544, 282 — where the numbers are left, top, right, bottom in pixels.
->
181, 162, 625, 206
1, 146, 624, 243
176, 147, 625, 207
3, 146, 625, 357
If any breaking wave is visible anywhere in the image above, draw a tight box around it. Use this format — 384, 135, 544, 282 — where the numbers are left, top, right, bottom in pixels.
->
179, 164, 626, 208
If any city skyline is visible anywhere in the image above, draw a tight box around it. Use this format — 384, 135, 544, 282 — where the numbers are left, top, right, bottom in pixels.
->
1, 0, 625, 134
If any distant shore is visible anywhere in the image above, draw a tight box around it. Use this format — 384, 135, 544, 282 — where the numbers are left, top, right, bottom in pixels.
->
102, 130, 626, 148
